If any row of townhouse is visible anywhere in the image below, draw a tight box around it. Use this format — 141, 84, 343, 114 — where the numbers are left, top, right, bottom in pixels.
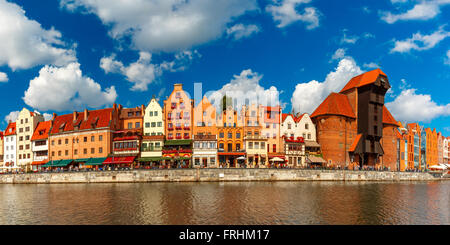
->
397, 123, 450, 171
0, 69, 448, 172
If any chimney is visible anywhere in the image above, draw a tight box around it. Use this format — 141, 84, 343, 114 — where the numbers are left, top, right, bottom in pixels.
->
174, 83, 182, 90
141, 104, 145, 115
52, 113, 57, 120
113, 103, 117, 111
73, 111, 77, 122
84, 109, 88, 121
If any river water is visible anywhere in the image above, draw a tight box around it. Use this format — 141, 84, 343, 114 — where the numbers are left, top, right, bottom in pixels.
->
0, 181, 448, 225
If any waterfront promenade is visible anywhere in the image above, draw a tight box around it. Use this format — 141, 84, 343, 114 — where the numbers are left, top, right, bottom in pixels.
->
0, 168, 440, 184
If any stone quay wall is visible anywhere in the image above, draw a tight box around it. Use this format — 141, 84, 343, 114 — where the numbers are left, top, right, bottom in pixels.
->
0, 169, 440, 184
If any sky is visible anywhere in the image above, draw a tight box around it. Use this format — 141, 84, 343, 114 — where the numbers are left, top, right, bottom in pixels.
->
0, 0, 449, 135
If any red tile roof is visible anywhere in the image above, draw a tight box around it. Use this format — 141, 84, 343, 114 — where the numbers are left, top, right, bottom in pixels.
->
4, 122, 16, 136
340, 69, 387, 93
282, 113, 292, 123
310, 93, 356, 119
294, 113, 305, 123
349, 134, 362, 152
31, 121, 52, 141
382, 106, 400, 127
51, 108, 114, 134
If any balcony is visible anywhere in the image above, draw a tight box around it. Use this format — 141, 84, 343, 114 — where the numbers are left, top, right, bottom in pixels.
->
176, 135, 182, 139
244, 135, 268, 140
167, 136, 174, 140
175, 126, 182, 130
141, 147, 162, 152
168, 127, 174, 131
183, 126, 190, 130
183, 135, 190, 139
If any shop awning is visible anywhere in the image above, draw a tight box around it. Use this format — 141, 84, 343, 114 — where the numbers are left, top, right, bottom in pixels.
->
85, 157, 107, 166
42, 160, 61, 167
164, 140, 192, 146
74, 158, 89, 163
55, 159, 73, 167
138, 157, 162, 162
307, 156, 326, 164
103, 156, 136, 164
305, 141, 321, 148
32, 160, 48, 165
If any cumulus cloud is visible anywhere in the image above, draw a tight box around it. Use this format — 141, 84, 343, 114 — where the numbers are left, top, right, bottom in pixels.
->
207, 69, 281, 111
23, 62, 117, 112
101, 50, 199, 91
266, 0, 320, 29
291, 57, 363, 114
391, 27, 450, 53
386, 88, 450, 123
0, 0, 76, 70
0, 71, 7, 82
61, 0, 258, 52
363, 62, 380, 69
4, 111, 19, 124
380, 0, 450, 24
330, 48, 348, 61
226, 23, 260, 40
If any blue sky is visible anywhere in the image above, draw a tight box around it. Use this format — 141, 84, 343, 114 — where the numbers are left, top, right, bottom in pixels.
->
0, 0, 449, 135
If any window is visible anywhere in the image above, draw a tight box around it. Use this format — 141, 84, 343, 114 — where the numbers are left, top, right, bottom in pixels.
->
145, 122, 150, 128
149, 111, 153, 117
261, 142, 265, 149
25, 127, 30, 132
19, 136, 23, 141
128, 122, 133, 129
135, 122, 140, 128
65, 150, 68, 156
151, 122, 156, 127
273, 144, 276, 153
228, 132, 232, 138
236, 143, 241, 151
288, 124, 291, 129
254, 142, 259, 149
136, 111, 141, 117
25, 135, 29, 140
128, 112, 134, 117
157, 122, 162, 127
219, 143, 224, 149
91, 148, 95, 154
219, 132, 224, 138
308, 133, 311, 139
154, 111, 158, 116
52, 151, 55, 157
305, 124, 309, 129
236, 132, 241, 139
74, 149, 78, 155
84, 137, 87, 142
58, 151, 62, 156
26, 144, 30, 150
58, 139, 62, 145
65, 138, 68, 144
248, 142, 253, 149
20, 119, 23, 124
84, 149, 87, 154
99, 135, 103, 141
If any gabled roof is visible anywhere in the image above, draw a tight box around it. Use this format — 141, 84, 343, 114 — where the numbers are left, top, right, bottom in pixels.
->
51, 108, 113, 134
294, 113, 305, 123
31, 121, 52, 141
340, 69, 387, 93
382, 106, 400, 127
310, 93, 356, 119
349, 134, 362, 152
282, 113, 293, 123
4, 122, 16, 136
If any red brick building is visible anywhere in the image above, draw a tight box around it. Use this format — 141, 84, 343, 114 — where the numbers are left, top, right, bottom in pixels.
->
311, 69, 400, 170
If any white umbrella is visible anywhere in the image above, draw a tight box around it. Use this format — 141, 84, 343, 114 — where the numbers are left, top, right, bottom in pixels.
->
236, 156, 246, 160
270, 157, 284, 162
428, 165, 447, 170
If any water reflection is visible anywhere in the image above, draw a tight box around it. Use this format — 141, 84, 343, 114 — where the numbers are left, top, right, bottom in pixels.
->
0, 181, 448, 225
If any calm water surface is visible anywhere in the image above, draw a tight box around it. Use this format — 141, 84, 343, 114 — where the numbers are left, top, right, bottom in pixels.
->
0, 181, 448, 225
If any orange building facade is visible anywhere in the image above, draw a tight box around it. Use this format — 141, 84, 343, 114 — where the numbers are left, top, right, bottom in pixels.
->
217, 106, 245, 167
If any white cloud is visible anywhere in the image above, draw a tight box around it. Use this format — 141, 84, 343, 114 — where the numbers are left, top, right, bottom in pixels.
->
386, 88, 450, 123
391, 27, 450, 53
445, 50, 450, 65
226, 23, 260, 40
4, 110, 19, 124
266, 0, 320, 29
207, 69, 281, 111
23, 62, 117, 112
381, 0, 450, 24
61, 0, 258, 52
341, 31, 359, 44
0, 71, 7, 82
101, 50, 199, 91
291, 57, 363, 114
363, 62, 380, 69
331, 48, 347, 61
0, 0, 76, 70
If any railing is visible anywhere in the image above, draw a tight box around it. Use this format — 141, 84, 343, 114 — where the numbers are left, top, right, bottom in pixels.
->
141, 147, 162, 152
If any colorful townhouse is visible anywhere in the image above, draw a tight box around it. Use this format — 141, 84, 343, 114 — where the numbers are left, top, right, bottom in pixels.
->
423, 128, 438, 168
311, 69, 400, 170
45, 107, 121, 169
444, 137, 450, 164
396, 123, 409, 172
217, 106, 245, 167
16, 108, 44, 172
406, 123, 422, 170
192, 96, 218, 168
163, 83, 194, 167
437, 132, 443, 165
139, 97, 165, 165
3, 122, 17, 172
243, 104, 268, 167
263, 106, 284, 164
107, 105, 144, 167
31, 120, 52, 171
